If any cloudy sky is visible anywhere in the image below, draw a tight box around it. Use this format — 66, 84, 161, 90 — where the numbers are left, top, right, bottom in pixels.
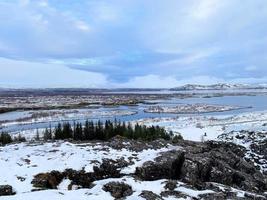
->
0, 0, 267, 88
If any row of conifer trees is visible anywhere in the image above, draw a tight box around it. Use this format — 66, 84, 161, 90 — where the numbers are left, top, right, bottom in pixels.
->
0, 132, 26, 145
42, 119, 172, 141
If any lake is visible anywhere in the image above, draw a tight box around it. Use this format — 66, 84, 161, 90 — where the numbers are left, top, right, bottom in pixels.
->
1, 95, 267, 133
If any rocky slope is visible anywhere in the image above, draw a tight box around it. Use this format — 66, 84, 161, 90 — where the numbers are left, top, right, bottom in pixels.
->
1, 137, 266, 199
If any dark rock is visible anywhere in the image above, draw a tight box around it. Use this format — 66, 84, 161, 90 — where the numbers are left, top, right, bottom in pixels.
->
160, 190, 188, 199
64, 169, 94, 188
139, 190, 163, 200
108, 136, 169, 152
93, 159, 122, 179
198, 193, 228, 200
32, 158, 125, 190
135, 150, 185, 181
16, 176, 26, 182
103, 182, 133, 199
136, 140, 267, 194
164, 180, 177, 191
244, 192, 267, 200
31, 170, 64, 189
0, 185, 15, 196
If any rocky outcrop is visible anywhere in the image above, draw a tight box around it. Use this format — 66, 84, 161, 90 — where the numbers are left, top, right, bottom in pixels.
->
31, 170, 64, 189
102, 182, 133, 199
30, 138, 266, 197
93, 159, 122, 179
135, 140, 267, 194
32, 158, 124, 190
139, 190, 163, 200
136, 150, 185, 180
218, 130, 267, 175
0, 185, 15, 196
108, 136, 169, 151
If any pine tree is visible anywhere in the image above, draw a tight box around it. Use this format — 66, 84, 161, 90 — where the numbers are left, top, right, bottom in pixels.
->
127, 123, 134, 139
62, 122, 73, 139
54, 123, 63, 139
43, 128, 52, 141
35, 129, 40, 141
0, 132, 13, 145
84, 120, 90, 140
74, 122, 83, 140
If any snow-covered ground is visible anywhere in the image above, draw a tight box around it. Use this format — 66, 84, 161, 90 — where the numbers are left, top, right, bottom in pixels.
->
1, 141, 263, 200
137, 110, 267, 142
144, 103, 248, 114
136, 110, 267, 174
0, 141, 175, 194
0, 109, 137, 128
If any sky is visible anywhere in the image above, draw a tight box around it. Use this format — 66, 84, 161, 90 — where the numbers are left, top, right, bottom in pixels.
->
0, 0, 267, 88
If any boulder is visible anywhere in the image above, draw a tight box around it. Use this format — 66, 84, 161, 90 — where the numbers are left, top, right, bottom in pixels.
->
31, 170, 64, 189
139, 190, 163, 200
135, 140, 267, 193
64, 169, 94, 188
103, 182, 133, 199
0, 185, 15, 196
164, 180, 177, 191
135, 150, 185, 181
93, 159, 122, 179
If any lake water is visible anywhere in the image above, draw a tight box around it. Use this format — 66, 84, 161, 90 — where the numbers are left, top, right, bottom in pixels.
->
1, 95, 267, 133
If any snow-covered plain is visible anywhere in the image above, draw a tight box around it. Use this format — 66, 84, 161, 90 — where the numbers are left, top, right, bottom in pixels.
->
0, 141, 175, 194
137, 110, 267, 142
144, 103, 248, 114
0, 109, 137, 128
1, 140, 263, 200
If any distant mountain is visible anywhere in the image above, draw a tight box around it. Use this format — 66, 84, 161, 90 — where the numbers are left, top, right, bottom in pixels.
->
170, 83, 267, 91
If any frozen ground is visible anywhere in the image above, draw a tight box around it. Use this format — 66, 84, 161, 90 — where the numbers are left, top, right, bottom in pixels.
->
1, 140, 264, 200
136, 110, 267, 174
0, 141, 174, 194
137, 110, 267, 142
144, 103, 248, 114
0, 109, 137, 128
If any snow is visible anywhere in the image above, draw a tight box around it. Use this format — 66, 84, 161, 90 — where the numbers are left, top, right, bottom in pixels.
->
0, 141, 175, 195
137, 110, 267, 142
0, 176, 219, 200
0, 137, 265, 199
175, 186, 214, 198
145, 103, 246, 114
58, 179, 71, 190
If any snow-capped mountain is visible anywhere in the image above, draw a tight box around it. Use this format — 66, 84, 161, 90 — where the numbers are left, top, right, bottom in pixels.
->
170, 83, 267, 91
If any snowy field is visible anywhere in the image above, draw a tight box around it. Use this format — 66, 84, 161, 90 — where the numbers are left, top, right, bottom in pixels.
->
137, 110, 267, 142
1, 140, 264, 200
144, 103, 248, 114
0, 109, 137, 128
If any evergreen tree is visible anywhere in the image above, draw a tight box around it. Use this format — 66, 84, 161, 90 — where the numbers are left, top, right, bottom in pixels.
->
35, 129, 40, 141
54, 123, 63, 139
62, 122, 73, 139
43, 128, 52, 141
127, 123, 134, 139
0, 132, 13, 145
84, 120, 90, 140
74, 122, 83, 140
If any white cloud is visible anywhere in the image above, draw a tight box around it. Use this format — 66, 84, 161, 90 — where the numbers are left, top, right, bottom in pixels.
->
0, 0, 267, 87
191, 0, 224, 20
115, 75, 225, 88
245, 65, 258, 72
0, 58, 108, 88
75, 20, 91, 32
